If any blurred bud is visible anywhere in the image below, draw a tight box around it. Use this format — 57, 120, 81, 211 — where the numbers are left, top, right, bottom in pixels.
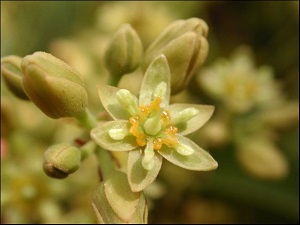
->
43, 143, 81, 179
1, 97, 17, 136
237, 138, 289, 180
142, 18, 209, 94
104, 24, 143, 78
21, 52, 88, 119
1, 55, 30, 100
92, 171, 148, 224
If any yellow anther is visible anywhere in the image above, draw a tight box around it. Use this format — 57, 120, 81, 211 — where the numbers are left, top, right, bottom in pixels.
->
129, 96, 179, 150
148, 97, 161, 115
129, 116, 146, 146
153, 138, 162, 150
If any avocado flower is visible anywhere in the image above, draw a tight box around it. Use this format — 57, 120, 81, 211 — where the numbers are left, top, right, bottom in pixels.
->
91, 55, 217, 192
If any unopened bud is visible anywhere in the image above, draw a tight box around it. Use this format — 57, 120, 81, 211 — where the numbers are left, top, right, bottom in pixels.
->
43, 143, 81, 179
21, 52, 88, 119
143, 18, 209, 94
105, 24, 143, 78
1, 55, 29, 100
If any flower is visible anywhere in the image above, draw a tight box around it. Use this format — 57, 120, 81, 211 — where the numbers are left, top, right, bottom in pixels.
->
91, 55, 217, 192
198, 46, 282, 113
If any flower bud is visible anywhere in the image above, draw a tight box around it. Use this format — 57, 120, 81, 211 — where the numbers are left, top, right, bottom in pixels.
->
43, 143, 81, 179
1, 55, 30, 100
104, 24, 143, 78
21, 51, 88, 119
237, 138, 289, 180
92, 171, 148, 224
142, 18, 209, 94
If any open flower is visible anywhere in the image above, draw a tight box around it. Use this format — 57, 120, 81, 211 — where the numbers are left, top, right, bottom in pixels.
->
91, 55, 217, 192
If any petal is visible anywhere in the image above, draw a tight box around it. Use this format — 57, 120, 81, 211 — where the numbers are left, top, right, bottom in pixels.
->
104, 171, 141, 222
97, 84, 132, 120
139, 54, 170, 108
128, 149, 163, 192
91, 120, 137, 151
168, 104, 214, 135
158, 134, 218, 171
92, 182, 123, 224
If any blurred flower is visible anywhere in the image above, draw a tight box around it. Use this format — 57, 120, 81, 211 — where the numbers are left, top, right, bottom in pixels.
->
91, 55, 217, 192
198, 46, 282, 113
195, 46, 299, 180
96, 1, 175, 47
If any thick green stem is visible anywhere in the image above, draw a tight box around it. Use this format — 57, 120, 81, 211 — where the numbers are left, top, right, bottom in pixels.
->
80, 141, 97, 161
109, 72, 122, 87
75, 108, 98, 131
95, 147, 116, 181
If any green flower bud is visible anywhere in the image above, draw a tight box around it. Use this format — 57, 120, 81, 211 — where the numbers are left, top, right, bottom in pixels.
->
1, 55, 30, 100
43, 143, 81, 179
104, 24, 143, 79
92, 171, 148, 224
143, 18, 209, 94
21, 51, 88, 119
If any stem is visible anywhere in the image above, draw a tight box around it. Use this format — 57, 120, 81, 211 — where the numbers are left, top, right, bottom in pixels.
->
75, 108, 98, 131
109, 72, 122, 87
95, 147, 116, 181
80, 141, 97, 161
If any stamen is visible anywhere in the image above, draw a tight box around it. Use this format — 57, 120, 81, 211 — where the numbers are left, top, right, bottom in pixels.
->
108, 128, 128, 140
172, 108, 199, 125
176, 143, 194, 156
153, 138, 162, 150
129, 116, 146, 146
142, 140, 155, 170
128, 96, 179, 151
148, 97, 161, 116
116, 89, 138, 115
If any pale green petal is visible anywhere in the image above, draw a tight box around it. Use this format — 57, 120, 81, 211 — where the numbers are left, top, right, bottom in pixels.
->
91, 182, 123, 224
104, 171, 141, 222
158, 134, 218, 171
92, 171, 147, 223
168, 104, 214, 135
91, 120, 137, 151
97, 84, 132, 120
139, 55, 170, 108
128, 149, 163, 192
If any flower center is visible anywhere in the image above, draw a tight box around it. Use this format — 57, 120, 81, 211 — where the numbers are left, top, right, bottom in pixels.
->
129, 96, 178, 150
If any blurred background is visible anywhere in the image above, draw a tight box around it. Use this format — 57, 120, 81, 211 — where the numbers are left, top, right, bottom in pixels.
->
1, 1, 299, 224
